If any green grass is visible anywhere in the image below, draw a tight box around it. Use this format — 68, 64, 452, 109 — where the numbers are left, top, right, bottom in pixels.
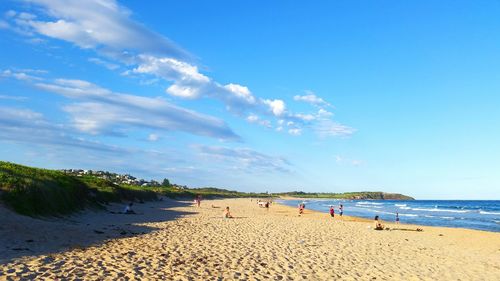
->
0, 162, 89, 216
0, 162, 161, 216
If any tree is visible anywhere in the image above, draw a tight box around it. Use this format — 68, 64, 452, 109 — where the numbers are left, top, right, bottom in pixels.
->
162, 178, 170, 187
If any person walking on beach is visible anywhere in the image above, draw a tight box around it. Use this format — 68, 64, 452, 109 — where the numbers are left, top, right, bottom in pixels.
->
395, 212, 400, 224
329, 206, 335, 217
339, 204, 344, 216
194, 194, 202, 207
298, 203, 304, 215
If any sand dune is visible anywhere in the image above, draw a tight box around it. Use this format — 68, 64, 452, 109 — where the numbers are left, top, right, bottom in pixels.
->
1, 198, 499, 280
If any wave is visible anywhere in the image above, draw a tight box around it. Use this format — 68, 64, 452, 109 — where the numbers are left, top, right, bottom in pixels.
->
399, 213, 418, 217
399, 206, 411, 210
355, 204, 383, 209
412, 208, 469, 213
372, 210, 396, 215
357, 201, 384, 205
395, 204, 407, 207
440, 216, 454, 219
479, 211, 500, 215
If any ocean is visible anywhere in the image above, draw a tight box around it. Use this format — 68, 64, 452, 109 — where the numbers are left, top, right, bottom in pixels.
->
277, 199, 500, 232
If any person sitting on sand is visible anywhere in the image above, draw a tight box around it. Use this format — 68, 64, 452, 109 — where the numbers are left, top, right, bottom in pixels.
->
223, 207, 233, 218
123, 202, 136, 214
374, 215, 384, 230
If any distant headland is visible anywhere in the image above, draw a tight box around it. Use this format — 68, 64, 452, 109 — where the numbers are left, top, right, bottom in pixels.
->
279, 191, 414, 200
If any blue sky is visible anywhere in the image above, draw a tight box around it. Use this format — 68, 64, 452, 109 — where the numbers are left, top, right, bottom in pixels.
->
1, 0, 499, 199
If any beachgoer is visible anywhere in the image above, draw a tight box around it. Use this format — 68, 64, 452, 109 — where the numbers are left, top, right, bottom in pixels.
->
265, 202, 269, 210
339, 204, 344, 216
395, 212, 400, 224
298, 203, 303, 215
123, 202, 136, 214
329, 206, 335, 217
374, 215, 384, 230
223, 206, 233, 218
193, 194, 201, 207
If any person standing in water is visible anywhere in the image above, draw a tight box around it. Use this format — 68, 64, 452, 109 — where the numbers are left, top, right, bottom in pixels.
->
329, 206, 335, 217
339, 204, 344, 216
395, 212, 400, 224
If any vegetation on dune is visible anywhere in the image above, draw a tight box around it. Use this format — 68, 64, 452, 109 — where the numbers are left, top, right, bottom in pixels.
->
0, 162, 164, 216
0, 162, 88, 216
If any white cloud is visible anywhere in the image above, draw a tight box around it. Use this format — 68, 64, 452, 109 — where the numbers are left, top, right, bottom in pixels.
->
294, 113, 315, 121
293, 91, 330, 107
12, 0, 189, 58
148, 133, 159, 142
34, 78, 240, 140
223, 83, 256, 105
134, 56, 209, 84
335, 155, 363, 166
195, 145, 291, 173
288, 128, 302, 136
0, 94, 28, 101
316, 119, 356, 137
88, 57, 120, 70
246, 114, 259, 123
317, 108, 333, 117
0, 20, 9, 29
262, 99, 286, 116
1, 69, 42, 81
246, 114, 272, 128
0, 106, 126, 154
5, 10, 17, 18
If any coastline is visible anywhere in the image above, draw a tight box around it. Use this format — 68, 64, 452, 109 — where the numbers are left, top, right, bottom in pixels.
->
1, 198, 499, 280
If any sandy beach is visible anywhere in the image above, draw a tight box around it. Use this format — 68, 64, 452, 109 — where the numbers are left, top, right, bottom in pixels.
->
1, 198, 499, 280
